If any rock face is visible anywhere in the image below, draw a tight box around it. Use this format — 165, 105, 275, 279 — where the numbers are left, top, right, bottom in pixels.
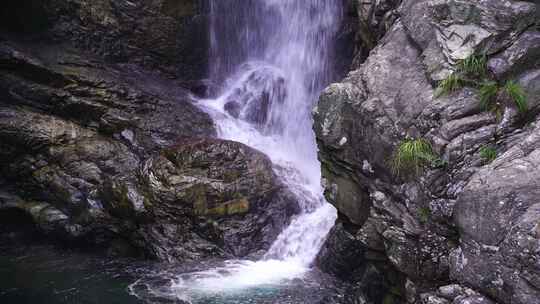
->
1, 0, 209, 80
316, 0, 540, 303
348, 0, 402, 66
0, 0, 297, 262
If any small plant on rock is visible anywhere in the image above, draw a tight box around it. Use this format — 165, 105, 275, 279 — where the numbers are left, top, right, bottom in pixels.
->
438, 54, 530, 118
503, 80, 528, 114
479, 81, 500, 111
457, 54, 488, 78
392, 138, 437, 176
479, 146, 497, 163
436, 54, 489, 98
436, 73, 464, 97
478, 80, 528, 117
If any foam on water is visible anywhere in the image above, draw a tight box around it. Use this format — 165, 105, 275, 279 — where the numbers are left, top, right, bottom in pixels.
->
172, 260, 307, 293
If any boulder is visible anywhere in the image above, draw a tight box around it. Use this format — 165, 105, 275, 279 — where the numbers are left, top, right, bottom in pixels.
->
139, 138, 297, 259
452, 123, 540, 304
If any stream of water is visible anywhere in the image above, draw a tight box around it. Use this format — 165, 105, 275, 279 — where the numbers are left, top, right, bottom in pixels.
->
132, 0, 344, 302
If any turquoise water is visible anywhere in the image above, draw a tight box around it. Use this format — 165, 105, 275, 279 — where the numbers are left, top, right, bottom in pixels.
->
0, 239, 142, 304
0, 239, 345, 304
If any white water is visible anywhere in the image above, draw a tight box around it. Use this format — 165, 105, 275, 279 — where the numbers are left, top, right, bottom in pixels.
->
168, 0, 343, 299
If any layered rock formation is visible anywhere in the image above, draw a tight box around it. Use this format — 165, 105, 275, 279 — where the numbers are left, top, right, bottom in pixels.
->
316, 0, 540, 303
1, 0, 209, 80
0, 0, 297, 262
2, 0, 539, 303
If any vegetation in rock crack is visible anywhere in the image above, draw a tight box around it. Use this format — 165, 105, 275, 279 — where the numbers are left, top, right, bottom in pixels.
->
504, 81, 528, 114
418, 207, 431, 223
391, 138, 438, 176
435, 54, 529, 119
435, 73, 464, 97
479, 146, 497, 163
457, 54, 487, 78
479, 81, 500, 112
478, 80, 528, 116
436, 54, 489, 97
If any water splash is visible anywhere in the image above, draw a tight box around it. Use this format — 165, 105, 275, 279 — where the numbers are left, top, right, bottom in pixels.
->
204, 0, 342, 263
132, 0, 343, 301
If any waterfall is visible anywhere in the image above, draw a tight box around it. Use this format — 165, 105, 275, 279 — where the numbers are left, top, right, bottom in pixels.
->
205, 0, 342, 264
155, 0, 343, 300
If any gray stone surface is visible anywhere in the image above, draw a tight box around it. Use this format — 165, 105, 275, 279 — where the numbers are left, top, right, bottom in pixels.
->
315, 0, 540, 303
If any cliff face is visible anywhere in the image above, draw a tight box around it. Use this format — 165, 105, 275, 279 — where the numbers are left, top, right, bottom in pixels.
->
0, 0, 297, 262
2, 0, 540, 302
315, 0, 540, 303
1, 0, 209, 80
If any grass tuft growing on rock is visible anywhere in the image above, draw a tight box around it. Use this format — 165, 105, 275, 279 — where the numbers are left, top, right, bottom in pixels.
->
436, 73, 463, 97
436, 54, 488, 98
479, 146, 497, 163
478, 80, 528, 116
457, 54, 487, 78
479, 81, 500, 111
392, 138, 437, 176
504, 81, 527, 114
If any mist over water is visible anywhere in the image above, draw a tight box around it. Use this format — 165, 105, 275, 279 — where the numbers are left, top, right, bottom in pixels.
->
132, 1, 344, 302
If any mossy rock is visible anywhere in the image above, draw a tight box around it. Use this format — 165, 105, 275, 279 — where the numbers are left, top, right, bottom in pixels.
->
161, 0, 197, 18
200, 198, 250, 217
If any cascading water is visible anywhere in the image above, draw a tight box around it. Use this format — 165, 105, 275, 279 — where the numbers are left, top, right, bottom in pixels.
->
203, 0, 342, 265
130, 1, 344, 302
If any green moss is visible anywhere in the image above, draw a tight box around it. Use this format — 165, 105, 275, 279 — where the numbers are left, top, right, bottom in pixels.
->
224, 198, 250, 215
223, 170, 241, 183
191, 184, 209, 215
392, 138, 438, 176
201, 198, 250, 217
161, 0, 196, 17
418, 207, 431, 223
382, 294, 398, 304
436, 54, 489, 97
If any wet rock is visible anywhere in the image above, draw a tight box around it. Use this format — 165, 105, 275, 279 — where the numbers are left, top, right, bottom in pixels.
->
140, 138, 297, 259
223, 63, 287, 129
317, 222, 366, 279
0, 0, 209, 80
317, 221, 407, 304
0, 0, 298, 263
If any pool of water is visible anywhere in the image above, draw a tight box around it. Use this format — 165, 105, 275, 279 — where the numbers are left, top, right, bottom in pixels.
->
0, 239, 347, 304
0, 238, 143, 304
129, 261, 345, 304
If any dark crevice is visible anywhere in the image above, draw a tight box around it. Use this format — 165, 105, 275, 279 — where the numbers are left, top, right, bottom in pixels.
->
0, 0, 53, 34
0, 208, 41, 245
